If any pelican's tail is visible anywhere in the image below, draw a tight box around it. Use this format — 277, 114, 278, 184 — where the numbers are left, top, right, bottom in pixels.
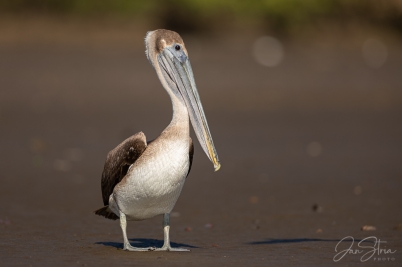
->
94, 206, 119, 220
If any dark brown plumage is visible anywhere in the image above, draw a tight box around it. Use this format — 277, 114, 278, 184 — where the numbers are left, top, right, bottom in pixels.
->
101, 132, 147, 206
188, 138, 194, 177
94, 206, 119, 220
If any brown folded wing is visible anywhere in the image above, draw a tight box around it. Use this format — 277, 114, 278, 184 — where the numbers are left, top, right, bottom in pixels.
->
187, 138, 194, 177
101, 132, 147, 205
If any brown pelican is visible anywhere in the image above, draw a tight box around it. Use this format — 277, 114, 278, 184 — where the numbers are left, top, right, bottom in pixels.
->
95, 29, 220, 252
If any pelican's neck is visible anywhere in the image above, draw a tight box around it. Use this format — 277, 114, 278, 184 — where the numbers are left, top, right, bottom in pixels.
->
153, 60, 189, 137
165, 94, 189, 137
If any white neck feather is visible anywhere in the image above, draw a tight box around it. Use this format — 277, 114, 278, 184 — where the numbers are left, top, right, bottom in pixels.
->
167, 94, 189, 136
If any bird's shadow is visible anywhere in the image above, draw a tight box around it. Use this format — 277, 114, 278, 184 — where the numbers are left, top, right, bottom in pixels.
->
96, 238, 198, 249
248, 238, 373, 245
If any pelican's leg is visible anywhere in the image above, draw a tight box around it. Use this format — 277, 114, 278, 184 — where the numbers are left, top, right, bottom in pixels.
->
155, 213, 190, 252
119, 210, 155, 252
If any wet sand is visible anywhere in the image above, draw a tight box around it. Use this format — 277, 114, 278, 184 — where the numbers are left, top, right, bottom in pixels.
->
0, 29, 402, 266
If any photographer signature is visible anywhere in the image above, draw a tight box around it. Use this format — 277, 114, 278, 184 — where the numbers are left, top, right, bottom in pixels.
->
333, 236, 397, 262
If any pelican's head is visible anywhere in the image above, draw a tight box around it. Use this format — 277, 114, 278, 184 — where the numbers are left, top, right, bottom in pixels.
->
145, 29, 220, 171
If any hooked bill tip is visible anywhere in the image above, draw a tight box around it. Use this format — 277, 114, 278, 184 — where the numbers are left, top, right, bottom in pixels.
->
214, 162, 221, 172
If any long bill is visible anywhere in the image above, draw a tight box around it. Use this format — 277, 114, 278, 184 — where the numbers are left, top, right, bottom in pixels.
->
157, 48, 221, 171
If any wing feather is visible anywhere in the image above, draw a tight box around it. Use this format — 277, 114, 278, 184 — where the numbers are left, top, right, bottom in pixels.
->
187, 138, 194, 177
101, 132, 147, 205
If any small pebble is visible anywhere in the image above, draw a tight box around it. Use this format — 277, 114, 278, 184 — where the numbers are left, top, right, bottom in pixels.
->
252, 219, 260, 224
312, 204, 323, 213
185, 227, 192, 232
65, 148, 84, 162
0, 218, 11, 225
316, 228, 323, 233
211, 244, 219, 247
354, 186, 362, 195
30, 138, 46, 153
361, 225, 376, 231
53, 159, 72, 172
306, 141, 322, 157
394, 223, 402, 231
249, 196, 259, 204
170, 212, 180, 217
204, 223, 213, 229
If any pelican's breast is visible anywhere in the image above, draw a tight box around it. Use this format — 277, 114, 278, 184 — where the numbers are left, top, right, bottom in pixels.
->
113, 135, 190, 220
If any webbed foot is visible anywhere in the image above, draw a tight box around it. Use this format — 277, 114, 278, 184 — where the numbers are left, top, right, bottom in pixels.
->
123, 244, 156, 252
154, 245, 190, 252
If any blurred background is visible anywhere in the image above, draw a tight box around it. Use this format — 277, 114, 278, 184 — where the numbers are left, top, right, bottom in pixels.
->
0, 1, 401, 266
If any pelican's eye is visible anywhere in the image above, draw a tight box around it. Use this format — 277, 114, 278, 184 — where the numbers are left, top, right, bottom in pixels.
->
175, 45, 181, 51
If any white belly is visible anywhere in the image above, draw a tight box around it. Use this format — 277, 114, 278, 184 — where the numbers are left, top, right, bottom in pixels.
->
111, 138, 189, 220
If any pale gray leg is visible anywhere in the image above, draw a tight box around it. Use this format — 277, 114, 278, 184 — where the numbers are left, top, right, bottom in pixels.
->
155, 213, 190, 252
119, 210, 155, 251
